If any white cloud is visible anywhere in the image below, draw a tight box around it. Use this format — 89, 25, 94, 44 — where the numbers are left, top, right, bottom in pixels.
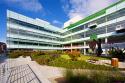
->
53, 20, 62, 24
61, 0, 119, 19
5, 0, 43, 12
87, 0, 118, 15
52, 20, 63, 27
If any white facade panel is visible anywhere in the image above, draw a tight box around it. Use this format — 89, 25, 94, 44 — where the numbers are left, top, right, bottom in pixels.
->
117, 2, 125, 11
7, 23, 63, 38
18, 14, 27, 22
106, 6, 117, 15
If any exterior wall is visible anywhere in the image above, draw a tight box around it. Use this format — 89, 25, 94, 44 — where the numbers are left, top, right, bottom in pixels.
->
7, 10, 62, 50
7, 0, 125, 52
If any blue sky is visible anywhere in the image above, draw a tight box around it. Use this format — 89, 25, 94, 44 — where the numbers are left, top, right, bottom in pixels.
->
0, 0, 119, 43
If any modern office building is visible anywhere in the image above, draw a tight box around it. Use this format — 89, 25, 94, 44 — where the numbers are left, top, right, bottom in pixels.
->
7, 0, 125, 54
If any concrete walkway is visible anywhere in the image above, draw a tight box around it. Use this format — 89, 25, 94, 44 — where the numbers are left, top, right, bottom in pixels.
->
119, 62, 125, 69
87, 59, 125, 69
6, 64, 41, 83
0, 56, 64, 83
0, 57, 41, 83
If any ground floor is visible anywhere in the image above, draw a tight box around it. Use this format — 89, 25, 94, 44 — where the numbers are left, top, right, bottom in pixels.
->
63, 34, 125, 55
8, 34, 125, 56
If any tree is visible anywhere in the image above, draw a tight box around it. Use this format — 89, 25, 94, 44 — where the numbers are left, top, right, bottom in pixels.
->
96, 39, 103, 57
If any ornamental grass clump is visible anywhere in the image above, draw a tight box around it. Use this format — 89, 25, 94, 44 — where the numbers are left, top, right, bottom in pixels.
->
64, 70, 125, 83
65, 70, 92, 83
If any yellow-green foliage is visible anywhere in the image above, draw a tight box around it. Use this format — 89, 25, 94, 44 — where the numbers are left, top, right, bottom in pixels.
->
61, 55, 71, 60
77, 55, 109, 61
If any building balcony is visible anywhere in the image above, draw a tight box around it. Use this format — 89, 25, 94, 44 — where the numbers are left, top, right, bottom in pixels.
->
7, 44, 62, 50
7, 33, 63, 44
63, 45, 89, 49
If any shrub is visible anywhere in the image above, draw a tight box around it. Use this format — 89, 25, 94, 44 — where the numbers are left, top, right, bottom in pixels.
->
30, 51, 46, 60
51, 54, 60, 59
65, 70, 92, 83
54, 50, 63, 54
9, 50, 22, 58
64, 70, 125, 83
31, 51, 45, 56
8, 50, 32, 58
44, 50, 62, 55
108, 49, 125, 61
88, 57, 99, 61
8, 51, 19, 58
35, 55, 52, 65
67, 50, 81, 61
22, 51, 31, 58
49, 57, 113, 70
61, 55, 71, 60
35, 58, 50, 65
48, 57, 70, 67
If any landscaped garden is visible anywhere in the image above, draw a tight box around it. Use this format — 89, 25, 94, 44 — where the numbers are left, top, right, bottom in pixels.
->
8, 50, 112, 70
8, 50, 125, 83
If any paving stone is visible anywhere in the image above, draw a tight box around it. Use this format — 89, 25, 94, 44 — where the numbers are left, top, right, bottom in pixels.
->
0, 62, 41, 83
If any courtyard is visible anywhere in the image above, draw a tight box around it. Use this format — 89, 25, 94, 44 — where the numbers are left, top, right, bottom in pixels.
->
0, 50, 125, 83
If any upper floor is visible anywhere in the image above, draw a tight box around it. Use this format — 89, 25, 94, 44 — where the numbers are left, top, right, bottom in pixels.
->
7, 0, 125, 44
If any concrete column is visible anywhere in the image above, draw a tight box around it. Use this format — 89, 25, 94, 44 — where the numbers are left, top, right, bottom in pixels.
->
84, 25, 86, 55
62, 44, 63, 52
71, 43, 72, 52
105, 38, 108, 56
105, 14, 108, 56
71, 35, 73, 52
84, 41, 86, 55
